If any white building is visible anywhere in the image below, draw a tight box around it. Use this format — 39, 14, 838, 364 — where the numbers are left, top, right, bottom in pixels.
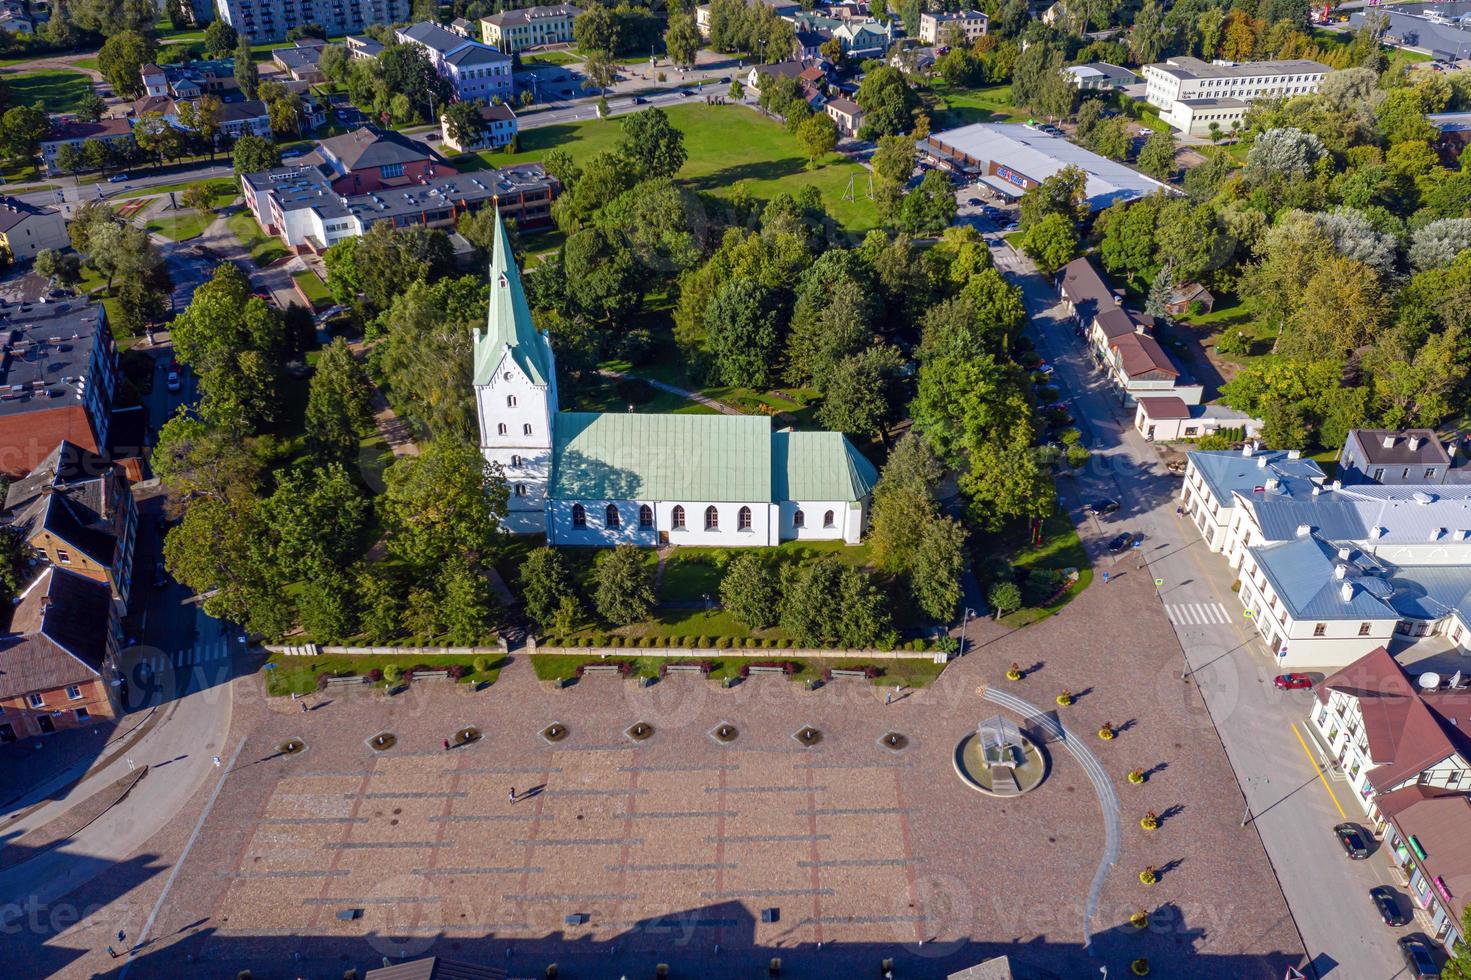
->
440, 102, 519, 152
214, 0, 410, 43
1143, 56, 1328, 136
917, 10, 987, 45
1064, 62, 1139, 92
479, 3, 580, 53
473, 211, 879, 545
396, 21, 514, 104
0, 198, 68, 263
1132, 396, 1260, 443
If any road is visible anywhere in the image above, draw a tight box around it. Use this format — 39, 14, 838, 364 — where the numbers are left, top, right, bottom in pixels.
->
977, 212, 1415, 979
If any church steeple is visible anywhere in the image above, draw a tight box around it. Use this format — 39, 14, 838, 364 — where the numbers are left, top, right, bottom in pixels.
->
473, 202, 553, 388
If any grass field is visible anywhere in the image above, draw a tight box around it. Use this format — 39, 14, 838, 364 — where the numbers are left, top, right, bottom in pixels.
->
929, 82, 1025, 128
292, 269, 332, 307
6, 69, 93, 113
142, 176, 239, 200
472, 102, 880, 235
974, 509, 1092, 627
226, 210, 289, 266
530, 653, 948, 687
523, 50, 581, 66
263, 651, 508, 696
145, 210, 212, 240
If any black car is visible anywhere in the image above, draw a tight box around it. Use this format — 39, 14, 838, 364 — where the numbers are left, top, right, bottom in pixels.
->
1107, 532, 1135, 553
1371, 886, 1407, 926
633, 96, 647, 104
1091, 499, 1120, 516
1399, 935, 1441, 979
1334, 822, 1371, 859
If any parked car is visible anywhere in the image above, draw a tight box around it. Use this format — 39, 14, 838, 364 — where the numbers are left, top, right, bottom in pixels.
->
1334, 822, 1371, 859
966, 197, 982, 206
109, 173, 129, 183
1274, 673, 1314, 691
1107, 532, 1136, 553
1370, 886, 1407, 926
1138, 127, 1154, 136
165, 370, 181, 393
633, 96, 647, 104
1399, 935, 1441, 979
1036, 363, 1054, 376
1090, 498, 1120, 516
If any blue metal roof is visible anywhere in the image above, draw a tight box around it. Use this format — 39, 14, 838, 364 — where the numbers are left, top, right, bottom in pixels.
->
1188, 449, 1325, 509
1386, 565, 1471, 622
1249, 534, 1399, 621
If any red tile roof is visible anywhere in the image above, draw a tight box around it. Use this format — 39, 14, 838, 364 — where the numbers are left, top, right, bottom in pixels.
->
1378, 786, 1471, 923
1109, 331, 1178, 379
1136, 396, 1190, 420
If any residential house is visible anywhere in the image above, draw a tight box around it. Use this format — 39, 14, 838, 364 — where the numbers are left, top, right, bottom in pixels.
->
1064, 62, 1140, 91
0, 295, 117, 477
793, 29, 827, 60
440, 102, 518, 152
397, 21, 514, 103
0, 198, 67, 264
0, 566, 121, 741
1338, 429, 1457, 487
1143, 56, 1328, 136
824, 96, 864, 136
273, 41, 330, 84
918, 10, 988, 45
1309, 647, 1471, 822
214, 0, 411, 43
746, 60, 828, 108
346, 35, 385, 60
1132, 396, 1259, 443
889, 45, 937, 76
1378, 787, 1471, 950
0, 2, 34, 33
39, 118, 134, 175
217, 100, 273, 140
140, 59, 237, 99
1164, 280, 1213, 316
831, 18, 890, 59
450, 16, 477, 37
3, 440, 137, 618
480, 4, 580, 52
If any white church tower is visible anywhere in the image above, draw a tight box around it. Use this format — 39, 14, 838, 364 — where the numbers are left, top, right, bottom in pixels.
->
473, 205, 558, 533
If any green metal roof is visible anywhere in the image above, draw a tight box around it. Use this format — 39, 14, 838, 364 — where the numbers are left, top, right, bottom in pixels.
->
772, 430, 879, 502
472, 207, 552, 387
552, 412, 772, 502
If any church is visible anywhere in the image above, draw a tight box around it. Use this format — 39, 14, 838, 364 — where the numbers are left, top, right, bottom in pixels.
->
472, 210, 881, 547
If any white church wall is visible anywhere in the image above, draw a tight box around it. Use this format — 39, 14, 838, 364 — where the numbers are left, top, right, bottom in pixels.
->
659, 500, 775, 547
547, 499, 661, 547
778, 500, 850, 542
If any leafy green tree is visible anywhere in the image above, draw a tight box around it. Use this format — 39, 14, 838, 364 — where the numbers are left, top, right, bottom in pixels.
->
575, 4, 620, 53
402, 586, 441, 640
34, 249, 81, 286
164, 495, 292, 638
786, 279, 875, 388
581, 48, 618, 93
98, 30, 157, 99
297, 576, 356, 642
988, 580, 1022, 618
232, 134, 281, 174
867, 433, 944, 572
443, 99, 488, 147
797, 112, 838, 167
378, 275, 484, 441
898, 169, 957, 234
75, 92, 108, 124
382, 439, 508, 571
54, 143, 86, 177
855, 66, 919, 138
664, 12, 702, 68
203, 19, 238, 57
817, 344, 904, 440
263, 463, 370, 582
1019, 165, 1088, 229
1018, 212, 1080, 275
441, 560, 495, 645
594, 545, 656, 626
617, 107, 687, 180
0, 526, 30, 607
959, 424, 1057, 530
1137, 128, 1178, 179
911, 516, 966, 621
720, 553, 777, 630
234, 31, 259, 100
705, 276, 781, 388
561, 225, 642, 326
306, 337, 375, 467
356, 565, 404, 641
0, 106, 49, 165
520, 547, 579, 630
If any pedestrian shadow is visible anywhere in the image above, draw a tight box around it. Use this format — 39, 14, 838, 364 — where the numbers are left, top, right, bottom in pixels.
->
1114, 718, 1137, 735
515, 785, 546, 802
1155, 803, 1184, 827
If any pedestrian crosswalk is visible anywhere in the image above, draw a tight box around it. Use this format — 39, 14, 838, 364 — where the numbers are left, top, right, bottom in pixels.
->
128, 642, 232, 677
1164, 601, 1233, 627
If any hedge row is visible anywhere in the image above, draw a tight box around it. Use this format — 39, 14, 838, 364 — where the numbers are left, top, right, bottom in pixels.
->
541, 635, 943, 652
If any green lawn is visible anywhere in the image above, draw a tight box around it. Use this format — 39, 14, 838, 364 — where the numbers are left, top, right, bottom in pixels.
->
929, 82, 1025, 128
145, 209, 212, 241
530, 653, 948, 687
563, 371, 716, 415
143, 176, 239, 200
974, 508, 1092, 627
292, 269, 332, 307
263, 651, 508, 696
471, 102, 880, 235
226, 210, 289, 267
6, 69, 94, 114
523, 50, 581, 66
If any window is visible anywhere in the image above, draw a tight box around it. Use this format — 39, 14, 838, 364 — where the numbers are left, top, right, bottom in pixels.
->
738, 506, 752, 530
380, 163, 405, 178
66, 685, 81, 700
523, 424, 533, 436
1402, 468, 1411, 479
639, 504, 653, 528
514, 483, 526, 497
497, 423, 507, 436
1313, 623, 1325, 637
571, 504, 586, 528
27, 693, 43, 708
705, 506, 719, 530
1373, 468, 1384, 481
74, 708, 89, 722
1427, 468, 1439, 480
823, 510, 835, 528
606, 504, 621, 528
507, 394, 517, 407
510, 455, 522, 468
672, 505, 686, 529
793, 509, 805, 528
1359, 622, 1372, 636
56, 549, 71, 564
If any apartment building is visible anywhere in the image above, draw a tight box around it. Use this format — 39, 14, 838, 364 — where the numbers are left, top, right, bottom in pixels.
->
479, 4, 580, 53
213, 0, 410, 42
917, 9, 988, 45
440, 102, 518, 152
0, 198, 67, 263
397, 21, 514, 104
39, 118, 134, 175
1143, 56, 1328, 136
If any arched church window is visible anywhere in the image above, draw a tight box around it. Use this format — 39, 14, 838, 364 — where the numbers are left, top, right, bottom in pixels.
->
510, 455, 522, 468
523, 424, 533, 436
497, 423, 507, 436
639, 505, 653, 528
823, 510, 835, 528
572, 504, 586, 528
738, 506, 752, 530
606, 504, 621, 528
793, 509, 805, 528
514, 483, 526, 497
507, 394, 517, 407
672, 505, 686, 529
705, 506, 719, 530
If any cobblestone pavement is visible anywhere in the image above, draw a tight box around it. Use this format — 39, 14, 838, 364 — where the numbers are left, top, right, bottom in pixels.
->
3, 545, 1311, 980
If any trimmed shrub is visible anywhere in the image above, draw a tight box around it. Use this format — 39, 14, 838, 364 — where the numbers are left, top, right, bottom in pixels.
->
472, 655, 490, 673
696, 635, 711, 648
316, 671, 333, 691
608, 636, 623, 648
382, 664, 402, 684
446, 664, 470, 680
716, 637, 731, 649
366, 667, 384, 682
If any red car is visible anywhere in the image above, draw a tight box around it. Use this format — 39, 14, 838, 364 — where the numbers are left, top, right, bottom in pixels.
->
1274, 673, 1314, 690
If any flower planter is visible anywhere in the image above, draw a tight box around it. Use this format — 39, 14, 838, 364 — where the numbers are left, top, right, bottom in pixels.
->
1131, 958, 1150, 976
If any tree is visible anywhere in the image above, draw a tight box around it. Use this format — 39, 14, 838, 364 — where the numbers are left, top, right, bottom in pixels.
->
705, 276, 780, 388
1018, 212, 1079, 275
98, 30, 157, 99
617, 107, 687, 180
867, 433, 945, 572
1244, 127, 1325, 183
1137, 129, 1178, 179
1019, 165, 1088, 229
356, 566, 404, 641
75, 92, 108, 124
297, 576, 356, 642
441, 560, 495, 645
728, 79, 744, 100
0, 106, 48, 164
1409, 218, 1471, 271
817, 344, 903, 440
164, 495, 291, 638
0, 526, 30, 608
519, 547, 578, 630
856, 65, 920, 138
581, 49, 618, 94
796, 112, 837, 168
203, 19, 238, 58
1130, 0, 1169, 65
177, 96, 222, 154
720, 553, 778, 629
267, 93, 303, 137
54, 143, 86, 178
34, 249, 81, 286
911, 516, 966, 621
779, 559, 891, 646
181, 182, 216, 215
443, 99, 488, 148
988, 580, 1022, 618
575, 4, 621, 53
665, 11, 701, 69
318, 43, 349, 84
958, 424, 1057, 530
232, 133, 280, 174
1145, 262, 1174, 319
594, 545, 656, 626
562, 225, 642, 325
382, 438, 508, 572
305, 337, 374, 467
234, 32, 259, 100
263, 463, 370, 583
898, 169, 957, 234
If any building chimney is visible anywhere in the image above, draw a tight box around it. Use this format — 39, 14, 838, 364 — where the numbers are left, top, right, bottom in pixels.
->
1337, 547, 1352, 560
1287, 449, 1301, 460
1296, 524, 1312, 537
1257, 455, 1269, 469
1334, 563, 1347, 579
1242, 442, 1254, 458
1410, 435, 1423, 451
1340, 581, 1355, 602
1383, 433, 1396, 449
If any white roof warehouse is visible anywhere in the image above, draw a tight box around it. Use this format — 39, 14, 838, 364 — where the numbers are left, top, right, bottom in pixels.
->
917, 122, 1173, 211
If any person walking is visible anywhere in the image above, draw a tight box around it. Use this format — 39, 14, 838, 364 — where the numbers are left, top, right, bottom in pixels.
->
300, 700, 308, 713
443, 738, 451, 751
211, 755, 221, 768
508, 787, 516, 805
885, 691, 892, 706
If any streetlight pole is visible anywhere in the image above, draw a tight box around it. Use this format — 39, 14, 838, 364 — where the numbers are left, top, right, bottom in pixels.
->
960, 607, 975, 656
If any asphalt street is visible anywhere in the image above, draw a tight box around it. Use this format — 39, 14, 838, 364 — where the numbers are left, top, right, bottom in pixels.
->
976, 208, 1417, 979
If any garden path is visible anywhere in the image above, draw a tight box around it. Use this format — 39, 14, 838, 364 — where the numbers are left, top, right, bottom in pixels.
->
596, 367, 741, 415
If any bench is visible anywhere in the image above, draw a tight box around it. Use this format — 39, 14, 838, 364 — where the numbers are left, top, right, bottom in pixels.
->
323, 675, 365, 688
829, 668, 870, 679
664, 664, 707, 674
580, 664, 623, 675
410, 669, 450, 680
747, 666, 788, 676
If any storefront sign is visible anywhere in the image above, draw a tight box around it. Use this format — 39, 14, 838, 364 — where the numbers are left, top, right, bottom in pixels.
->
1435, 875, 1453, 903
995, 165, 1032, 189
1410, 835, 1427, 860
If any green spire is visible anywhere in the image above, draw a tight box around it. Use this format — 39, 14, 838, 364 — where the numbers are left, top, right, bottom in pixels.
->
474, 203, 551, 386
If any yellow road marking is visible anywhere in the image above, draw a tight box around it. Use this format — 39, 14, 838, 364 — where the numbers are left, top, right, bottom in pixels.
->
1291, 722, 1346, 820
